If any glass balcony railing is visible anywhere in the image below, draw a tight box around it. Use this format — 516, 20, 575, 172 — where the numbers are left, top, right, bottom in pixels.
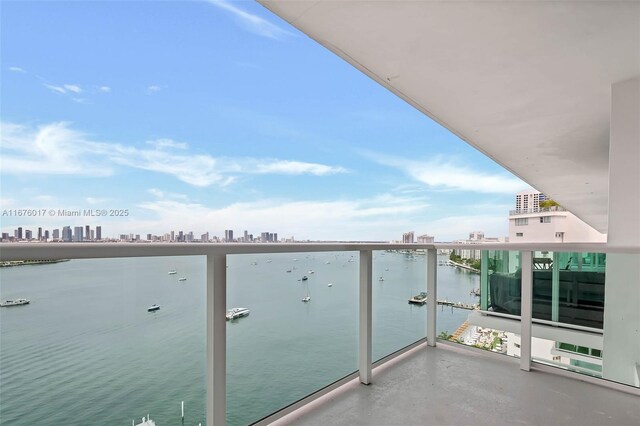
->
0, 242, 636, 426
226, 252, 358, 425
0, 256, 207, 425
372, 249, 426, 361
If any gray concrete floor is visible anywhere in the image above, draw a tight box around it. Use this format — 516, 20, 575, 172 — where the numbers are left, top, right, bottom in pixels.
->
273, 343, 640, 426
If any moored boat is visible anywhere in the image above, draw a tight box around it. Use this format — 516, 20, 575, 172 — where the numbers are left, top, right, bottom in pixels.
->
147, 304, 160, 312
0, 298, 30, 307
408, 292, 428, 305
226, 307, 250, 320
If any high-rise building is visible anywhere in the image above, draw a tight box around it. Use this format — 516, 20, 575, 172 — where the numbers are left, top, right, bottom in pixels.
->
225, 230, 234, 242
37, 227, 43, 241
52, 229, 60, 240
417, 234, 434, 244
25, 230, 33, 240
62, 226, 72, 242
402, 231, 415, 243
178, 231, 183, 242
85, 225, 91, 241
273, 233, 278, 242
73, 227, 83, 242
509, 189, 605, 243
96, 226, 102, 241
201, 232, 209, 242
44, 230, 50, 240
170, 230, 175, 242
17, 227, 23, 240
244, 230, 249, 241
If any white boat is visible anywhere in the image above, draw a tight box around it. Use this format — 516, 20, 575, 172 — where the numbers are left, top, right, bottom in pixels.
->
168, 270, 177, 275
327, 283, 333, 287
308, 270, 315, 274
301, 296, 311, 302
0, 298, 30, 307
301, 276, 308, 281
147, 304, 160, 312
379, 276, 385, 281
178, 277, 187, 281
226, 307, 250, 320
134, 414, 156, 426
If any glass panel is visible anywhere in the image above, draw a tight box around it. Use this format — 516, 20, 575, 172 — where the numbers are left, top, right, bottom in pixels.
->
484, 250, 522, 316
532, 251, 606, 329
0, 256, 206, 425
226, 252, 358, 425
372, 249, 426, 361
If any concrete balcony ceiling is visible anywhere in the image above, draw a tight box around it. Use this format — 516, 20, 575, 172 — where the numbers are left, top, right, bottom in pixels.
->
259, 1, 640, 234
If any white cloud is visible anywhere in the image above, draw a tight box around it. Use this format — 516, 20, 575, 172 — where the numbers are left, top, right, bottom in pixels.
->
134, 193, 430, 241
64, 84, 82, 93
44, 83, 66, 94
146, 138, 188, 150
98, 86, 111, 93
0, 121, 347, 186
86, 197, 109, 205
253, 160, 346, 176
367, 152, 525, 194
147, 188, 189, 201
9, 67, 26, 73
206, 0, 294, 40
147, 85, 162, 93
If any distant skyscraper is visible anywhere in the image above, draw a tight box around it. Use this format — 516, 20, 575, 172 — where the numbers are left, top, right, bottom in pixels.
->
44, 230, 50, 240
73, 226, 83, 242
417, 234, 434, 244
37, 227, 42, 240
244, 230, 249, 241
178, 231, 183, 242
25, 230, 33, 240
96, 226, 102, 240
53, 229, 60, 240
1, 233, 9, 241
171, 231, 175, 242
62, 226, 72, 242
225, 230, 234, 242
402, 231, 415, 243
273, 233, 278, 242
17, 227, 23, 240
85, 225, 91, 241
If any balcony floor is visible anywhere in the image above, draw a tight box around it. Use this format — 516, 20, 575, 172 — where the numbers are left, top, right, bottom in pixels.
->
274, 343, 640, 426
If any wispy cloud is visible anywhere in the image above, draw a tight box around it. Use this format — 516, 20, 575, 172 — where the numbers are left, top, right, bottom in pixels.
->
136, 192, 429, 241
64, 84, 82, 93
9, 66, 26, 73
206, 0, 294, 40
44, 83, 67, 94
252, 160, 347, 176
147, 85, 162, 93
0, 121, 348, 186
98, 86, 111, 93
365, 152, 525, 194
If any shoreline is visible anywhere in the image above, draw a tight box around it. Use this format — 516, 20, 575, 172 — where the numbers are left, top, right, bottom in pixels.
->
448, 260, 480, 274
0, 259, 70, 268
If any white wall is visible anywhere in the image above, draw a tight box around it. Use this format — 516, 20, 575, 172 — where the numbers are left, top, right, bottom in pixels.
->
508, 212, 606, 243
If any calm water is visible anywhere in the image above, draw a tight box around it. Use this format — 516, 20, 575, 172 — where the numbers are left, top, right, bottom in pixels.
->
0, 252, 478, 425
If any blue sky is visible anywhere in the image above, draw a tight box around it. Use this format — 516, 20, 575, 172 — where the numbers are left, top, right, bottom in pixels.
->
0, 0, 527, 241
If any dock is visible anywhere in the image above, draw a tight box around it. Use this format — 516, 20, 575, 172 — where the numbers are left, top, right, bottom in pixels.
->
408, 295, 479, 311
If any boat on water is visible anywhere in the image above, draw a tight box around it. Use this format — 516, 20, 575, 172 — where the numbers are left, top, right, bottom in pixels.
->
168, 270, 177, 275
301, 276, 308, 281
178, 277, 187, 281
470, 288, 481, 296
308, 270, 315, 274
327, 283, 333, 287
408, 292, 428, 305
379, 276, 385, 282
134, 414, 156, 426
226, 307, 250, 320
301, 296, 311, 302
286, 269, 292, 273
147, 304, 160, 312
0, 298, 30, 307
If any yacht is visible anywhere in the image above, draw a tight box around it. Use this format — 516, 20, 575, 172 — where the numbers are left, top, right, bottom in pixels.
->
178, 277, 187, 282
147, 304, 160, 312
408, 292, 428, 305
226, 307, 250, 320
301, 296, 311, 302
327, 283, 333, 287
168, 270, 177, 275
308, 270, 315, 274
0, 298, 30, 307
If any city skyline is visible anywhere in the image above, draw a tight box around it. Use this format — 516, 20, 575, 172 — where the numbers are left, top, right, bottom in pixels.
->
1, 1, 527, 241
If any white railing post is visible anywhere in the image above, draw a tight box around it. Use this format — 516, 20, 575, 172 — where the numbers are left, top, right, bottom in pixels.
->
426, 248, 437, 347
359, 249, 372, 384
207, 254, 226, 426
520, 250, 533, 371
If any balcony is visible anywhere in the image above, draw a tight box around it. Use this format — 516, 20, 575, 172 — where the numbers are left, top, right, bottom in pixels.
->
509, 206, 568, 216
1, 241, 638, 425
